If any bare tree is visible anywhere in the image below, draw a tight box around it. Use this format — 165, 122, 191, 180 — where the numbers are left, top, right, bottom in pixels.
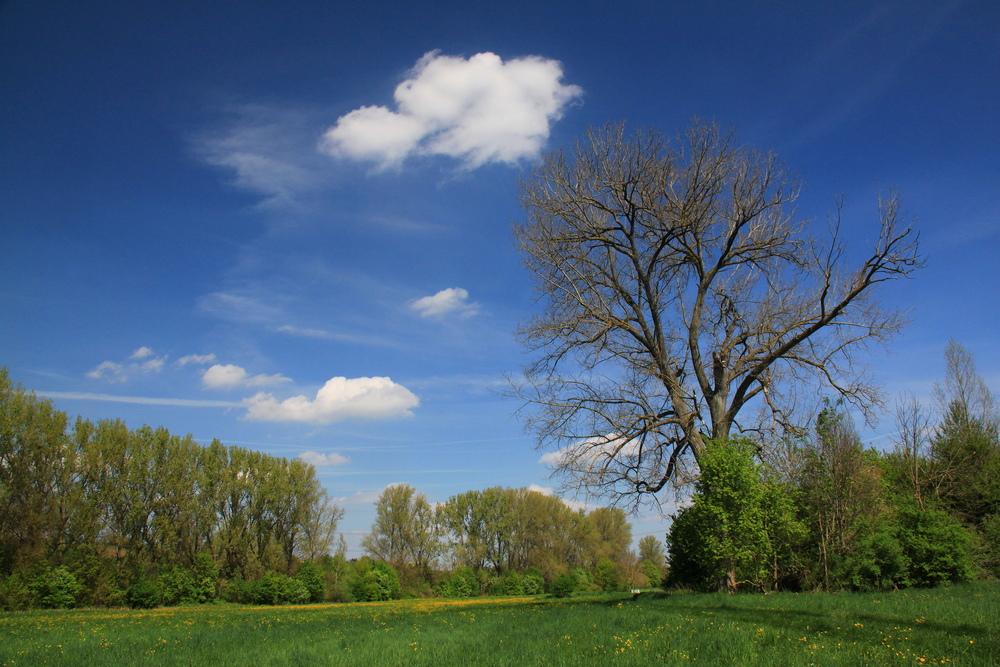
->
511, 120, 923, 508
891, 393, 932, 509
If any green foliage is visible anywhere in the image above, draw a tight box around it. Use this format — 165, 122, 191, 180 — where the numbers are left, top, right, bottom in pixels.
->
593, 558, 622, 592
294, 561, 324, 603
896, 504, 976, 587
639, 559, 661, 587
548, 571, 577, 597
523, 571, 544, 595
0, 572, 33, 611
34, 566, 81, 609
126, 578, 162, 609
666, 438, 801, 592
499, 571, 524, 595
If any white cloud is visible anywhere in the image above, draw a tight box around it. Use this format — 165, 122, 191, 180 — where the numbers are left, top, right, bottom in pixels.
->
86, 350, 167, 383
86, 361, 125, 382
335, 486, 401, 506
177, 353, 217, 367
409, 287, 479, 318
321, 51, 582, 169
202, 364, 292, 389
298, 450, 351, 467
277, 325, 334, 340
243, 376, 419, 424
39, 391, 241, 408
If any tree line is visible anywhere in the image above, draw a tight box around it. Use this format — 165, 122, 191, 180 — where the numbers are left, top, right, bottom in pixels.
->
357, 483, 665, 597
0, 367, 342, 609
666, 342, 1000, 593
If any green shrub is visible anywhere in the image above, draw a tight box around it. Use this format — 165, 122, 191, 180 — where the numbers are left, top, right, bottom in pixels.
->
594, 558, 623, 592
126, 578, 161, 609
549, 571, 577, 597
158, 565, 198, 606
191, 553, 219, 603
0, 572, 33, 611
523, 572, 544, 595
295, 561, 324, 603
372, 561, 402, 600
36, 566, 81, 609
897, 504, 976, 587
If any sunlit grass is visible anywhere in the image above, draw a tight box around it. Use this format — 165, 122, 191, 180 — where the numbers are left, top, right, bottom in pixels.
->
1, 582, 997, 665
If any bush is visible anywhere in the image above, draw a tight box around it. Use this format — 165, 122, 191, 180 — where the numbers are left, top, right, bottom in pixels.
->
126, 578, 161, 609
158, 565, 198, 606
897, 504, 976, 587
295, 561, 324, 603
36, 566, 81, 609
191, 553, 219, 603
594, 558, 623, 592
549, 571, 577, 597
0, 572, 33, 611
523, 572, 545, 595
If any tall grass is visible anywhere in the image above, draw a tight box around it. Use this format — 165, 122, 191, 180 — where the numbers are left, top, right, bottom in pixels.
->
1, 582, 997, 665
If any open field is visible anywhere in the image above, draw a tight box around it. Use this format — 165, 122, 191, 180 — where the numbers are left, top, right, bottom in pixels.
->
1, 583, 998, 666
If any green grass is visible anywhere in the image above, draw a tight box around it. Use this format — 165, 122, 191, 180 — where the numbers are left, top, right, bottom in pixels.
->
1, 582, 998, 665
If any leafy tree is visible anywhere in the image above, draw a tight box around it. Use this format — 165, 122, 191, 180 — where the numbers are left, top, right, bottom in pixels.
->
638, 535, 665, 571
509, 121, 922, 508
362, 484, 441, 569
666, 438, 800, 592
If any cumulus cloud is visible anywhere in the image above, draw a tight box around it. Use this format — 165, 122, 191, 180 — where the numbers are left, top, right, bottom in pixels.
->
177, 353, 217, 367
409, 287, 479, 318
87, 349, 167, 383
297, 450, 351, 467
202, 364, 292, 389
243, 376, 419, 424
321, 51, 582, 169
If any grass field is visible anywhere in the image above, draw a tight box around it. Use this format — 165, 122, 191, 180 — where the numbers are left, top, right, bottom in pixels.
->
1, 582, 997, 666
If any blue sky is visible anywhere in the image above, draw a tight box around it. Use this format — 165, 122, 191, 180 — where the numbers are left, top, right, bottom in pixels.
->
2, 0, 998, 557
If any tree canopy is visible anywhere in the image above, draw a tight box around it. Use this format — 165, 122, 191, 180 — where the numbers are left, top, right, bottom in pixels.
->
511, 120, 923, 507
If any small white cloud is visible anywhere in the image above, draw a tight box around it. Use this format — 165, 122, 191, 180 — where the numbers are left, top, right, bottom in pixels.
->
529, 483, 556, 495
243, 376, 419, 424
321, 51, 582, 170
87, 361, 125, 382
177, 353, 217, 367
298, 450, 351, 467
202, 364, 292, 389
409, 287, 479, 318
335, 486, 402, 506
86, 350, 167, 383
277, 325, 334, 340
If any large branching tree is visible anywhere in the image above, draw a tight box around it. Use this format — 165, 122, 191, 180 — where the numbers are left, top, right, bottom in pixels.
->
511, 120, 923, 508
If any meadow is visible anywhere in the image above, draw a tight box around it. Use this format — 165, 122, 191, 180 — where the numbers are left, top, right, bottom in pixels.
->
1, 582, 997, 666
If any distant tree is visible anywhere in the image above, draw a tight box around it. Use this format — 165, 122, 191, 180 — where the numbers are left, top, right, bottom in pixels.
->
637, 535, 665, 571
510, 120, 922, 508
362, 484, 441, 570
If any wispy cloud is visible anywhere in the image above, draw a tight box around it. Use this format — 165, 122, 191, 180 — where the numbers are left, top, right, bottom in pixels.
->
243, 376, 419, 424
297, 450, 351, 467
202, 364, 292, 390
38, 391, 241, 408
194, 104, 328, 210
409, 287, 479, 318
277, 325, 334, 340
177, 353, 217, 367
321, 51, 582, 170
197, 291, 284, 324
